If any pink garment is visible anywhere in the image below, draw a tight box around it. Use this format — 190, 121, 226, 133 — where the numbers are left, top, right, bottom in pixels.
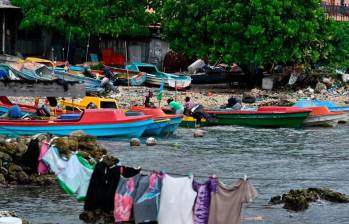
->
38, 142, 49, 174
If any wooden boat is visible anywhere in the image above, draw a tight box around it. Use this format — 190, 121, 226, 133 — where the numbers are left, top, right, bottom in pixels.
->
130, 106, 183, 136
109, 67, 147, 86
53, 70, 104, 94
61, 96, 118, 111
294, 99, 349, 123
0, 109, 153, 138
206, 106, 311, 128
126, 63, 192, 89
9, 62, 56, 81
0, 96, 36, 116
302, 107, 347, 127
0, 64, 21, 80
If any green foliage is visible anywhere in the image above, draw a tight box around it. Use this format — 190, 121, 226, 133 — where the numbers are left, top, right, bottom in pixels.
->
160, 0, 332, 67
11, 0, 157, 39
326, 21, 349, 68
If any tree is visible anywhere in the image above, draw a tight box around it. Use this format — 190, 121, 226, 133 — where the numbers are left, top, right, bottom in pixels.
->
327, 21, 349, 68
160, 0, 333, 75
11, 0, 157, 39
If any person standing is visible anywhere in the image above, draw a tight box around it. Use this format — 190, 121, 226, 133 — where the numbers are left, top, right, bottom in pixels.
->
167, 98, 184, 114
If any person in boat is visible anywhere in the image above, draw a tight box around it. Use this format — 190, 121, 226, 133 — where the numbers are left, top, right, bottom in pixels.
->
82, 63, 95, 78
101, 66, 117, 92
183, 97, 216, 125
144, 91, 155, 108
167, 98, 184, 114
36, 105, 51, 117
86, 102, 97, 109
226, 96, 242, 110
184, 96, 194, 115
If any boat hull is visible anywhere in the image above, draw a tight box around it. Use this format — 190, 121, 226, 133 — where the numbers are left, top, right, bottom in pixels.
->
143, 119, 171, 136
0, 120, 152, 138
145, 74, 191, 89
207, 111, 310, 128
304, 114, 347, 127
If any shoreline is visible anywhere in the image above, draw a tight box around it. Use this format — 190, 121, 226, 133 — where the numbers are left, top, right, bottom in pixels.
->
7, 85, 349, 110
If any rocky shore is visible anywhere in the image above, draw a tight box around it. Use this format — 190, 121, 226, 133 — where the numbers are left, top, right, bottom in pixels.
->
7, 83, 349, 110
270, 188, 349, 212
0, 132, 115, 187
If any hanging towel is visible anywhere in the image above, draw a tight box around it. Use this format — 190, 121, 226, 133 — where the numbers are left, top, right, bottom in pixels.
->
84, 163, 140, 212
158, 174, 197, 224
57, 153, 95, 201
42, 146, 68, 175
208, 179, 257, 224
37, 141, 49, 175
192, 177, 218, 224
20, 138, 40, 174
134, 172, 163, 224
114, 173, 141, 222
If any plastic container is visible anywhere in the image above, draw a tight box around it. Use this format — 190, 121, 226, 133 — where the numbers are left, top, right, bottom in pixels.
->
262, 77, 274, 90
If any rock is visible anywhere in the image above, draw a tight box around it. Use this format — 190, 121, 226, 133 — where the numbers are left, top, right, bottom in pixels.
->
16, 171, 29, 184
52, 137, 71, 156
0, 151, 12, 161
8, 164, 23, 173
78, 141, 98, 152
0, 173, 6, 185
315, 82, 327, 93
3, 142, 19, 155
271, 188, 349, 212
30, 174, 56, 186
146, 137, 157, 146
70, 130, 87, 137
194, 129, 205, 138
90, 146, 108, 161
67, 139, 79, 151
269, 195, 282, 205
79, 210, 96, 223
0, 167, 8, 176
14, 143, 28, 157
283, 191, 309, 211
130, 138, 141, 147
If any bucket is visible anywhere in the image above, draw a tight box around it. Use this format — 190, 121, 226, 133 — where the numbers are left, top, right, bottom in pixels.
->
262, 77, 274, 90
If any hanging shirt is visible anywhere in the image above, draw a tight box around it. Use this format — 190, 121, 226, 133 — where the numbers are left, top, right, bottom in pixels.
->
56, 153, 95, 201
42, 146, 68, 175
192, 177, 218, 224
134, 172, 163, 224
84, 163, 141, 212
208, 179, 257, 224
37, 141, 49, 175
114, 173, 141, 222
21, 138, 40, 174
158, 174, 197, 224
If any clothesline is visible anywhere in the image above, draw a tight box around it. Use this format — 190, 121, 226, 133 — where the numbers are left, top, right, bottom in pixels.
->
141, 169, 349, 182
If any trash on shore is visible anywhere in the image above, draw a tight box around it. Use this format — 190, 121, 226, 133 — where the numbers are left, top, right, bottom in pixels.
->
270, 188, 349, 211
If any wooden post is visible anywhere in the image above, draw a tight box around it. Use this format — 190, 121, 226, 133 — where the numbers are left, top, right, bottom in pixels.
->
2, 12, 5, 54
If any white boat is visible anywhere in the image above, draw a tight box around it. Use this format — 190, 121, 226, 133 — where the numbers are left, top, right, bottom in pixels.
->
303, 107, 348, 127
127, 63, 192, 89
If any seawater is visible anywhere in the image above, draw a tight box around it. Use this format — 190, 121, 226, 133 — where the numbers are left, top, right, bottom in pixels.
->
0, 125, 348, 223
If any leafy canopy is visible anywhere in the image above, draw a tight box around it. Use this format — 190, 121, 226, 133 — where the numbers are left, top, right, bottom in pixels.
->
11, 0, 157, 39
160, 0, 332, 67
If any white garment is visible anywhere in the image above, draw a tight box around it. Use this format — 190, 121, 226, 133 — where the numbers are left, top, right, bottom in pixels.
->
42, 146, 68, 175
57, 153, 94, 201
158, 174, 197, 224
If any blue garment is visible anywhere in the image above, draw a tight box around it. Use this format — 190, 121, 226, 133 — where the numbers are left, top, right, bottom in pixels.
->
8, 105, 22, 119
0, 70, 8, 80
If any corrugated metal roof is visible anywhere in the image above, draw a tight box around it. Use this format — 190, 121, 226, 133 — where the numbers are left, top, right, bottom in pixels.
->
0, 0, 19, 9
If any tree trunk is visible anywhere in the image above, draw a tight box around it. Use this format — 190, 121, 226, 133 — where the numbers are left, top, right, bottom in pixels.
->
42, 30, 52, 59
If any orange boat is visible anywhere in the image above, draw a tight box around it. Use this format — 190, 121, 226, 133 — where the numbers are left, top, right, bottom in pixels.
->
303, 107, 348, 127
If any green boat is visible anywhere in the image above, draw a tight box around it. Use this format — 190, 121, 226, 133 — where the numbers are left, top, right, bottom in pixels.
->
206, 106, 311, 128
179, 116, 212, 128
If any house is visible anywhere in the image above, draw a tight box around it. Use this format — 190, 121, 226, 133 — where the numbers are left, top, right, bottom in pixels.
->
322, 0, 349, 21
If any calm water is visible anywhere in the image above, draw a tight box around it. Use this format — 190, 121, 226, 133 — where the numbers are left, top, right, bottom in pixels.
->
0, 125, 349, 224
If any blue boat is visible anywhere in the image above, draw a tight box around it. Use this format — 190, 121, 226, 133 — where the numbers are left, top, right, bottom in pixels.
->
164, 116, 183, 134
8, 63, 56, 81
294, 99, 349, 112
143, 118, 171, 136
53, 70, 104, 94
126, 63, 192, 89
0, 109, 153, 138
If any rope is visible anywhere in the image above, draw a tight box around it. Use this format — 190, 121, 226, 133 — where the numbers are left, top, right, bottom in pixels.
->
142, 169, 349, 182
